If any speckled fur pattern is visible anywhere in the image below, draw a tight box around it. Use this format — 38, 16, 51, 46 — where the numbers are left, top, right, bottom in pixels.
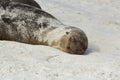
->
0, 1, 88, 54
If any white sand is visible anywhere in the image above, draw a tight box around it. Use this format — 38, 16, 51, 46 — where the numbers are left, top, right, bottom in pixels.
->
0, 0, 120, 80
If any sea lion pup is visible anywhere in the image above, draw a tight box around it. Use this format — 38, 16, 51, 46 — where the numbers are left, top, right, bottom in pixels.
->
0, 2, 88, 54
0, 0, 41, 9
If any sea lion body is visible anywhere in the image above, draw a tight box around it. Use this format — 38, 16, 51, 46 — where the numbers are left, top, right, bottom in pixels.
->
0, 0, 41, 9
0, 1, 88, 54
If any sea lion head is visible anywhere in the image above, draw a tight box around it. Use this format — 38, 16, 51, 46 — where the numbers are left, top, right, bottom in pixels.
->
58, 27, 88, 55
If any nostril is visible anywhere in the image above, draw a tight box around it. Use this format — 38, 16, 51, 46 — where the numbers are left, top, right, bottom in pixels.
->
76, 49, 84, 54
76, 49, 79, 51
76, 48, 82, 51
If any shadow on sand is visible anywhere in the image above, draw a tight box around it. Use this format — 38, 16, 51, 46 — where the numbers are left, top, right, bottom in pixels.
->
84, 43, 100, 55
